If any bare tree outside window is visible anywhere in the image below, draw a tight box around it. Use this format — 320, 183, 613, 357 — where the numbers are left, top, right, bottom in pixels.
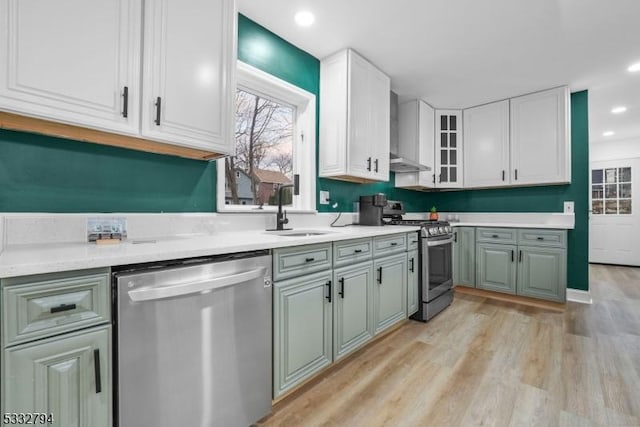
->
225, 89, 294, 206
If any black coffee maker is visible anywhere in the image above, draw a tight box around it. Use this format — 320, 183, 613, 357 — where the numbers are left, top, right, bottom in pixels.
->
358, 193, 388, 226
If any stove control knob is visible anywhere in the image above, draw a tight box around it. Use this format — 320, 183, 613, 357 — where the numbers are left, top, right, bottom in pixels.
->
445, 226, 452, 233
439, 226, 445, 234
430, 227, 438, 235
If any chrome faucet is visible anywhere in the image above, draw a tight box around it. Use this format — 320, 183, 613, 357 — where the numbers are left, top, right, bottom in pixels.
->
271, 175, 299, 231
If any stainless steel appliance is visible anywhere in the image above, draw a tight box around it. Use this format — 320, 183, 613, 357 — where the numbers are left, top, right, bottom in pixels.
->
384, 201, 454, 321
113, 251, 272, 427
358, 193, 388, 226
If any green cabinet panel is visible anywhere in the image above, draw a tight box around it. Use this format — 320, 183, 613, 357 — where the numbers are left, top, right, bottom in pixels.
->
476, 227, 517, 244
453, 227, 476, 287
333, 262, 374, 360
373, 253, 407, 334
273, 243, 333, 281
476, 243, 517, 294
2, 325, 111, 427
517, 246, 567, 302
407, 249, 419, 316
273, 270, 333, 398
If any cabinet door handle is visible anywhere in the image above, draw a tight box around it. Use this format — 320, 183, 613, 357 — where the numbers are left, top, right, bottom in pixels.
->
492, 234, 499, 238
122, 86, 129, 118
339, 277, 345, 298
515, 169, 518, 180
305, 257, 315, 262
502, 170, 505, 181
432, 174, 436, 184
390, 242, 398, 246
154, 96, 162, 125
50, 303, 76, 314
438, 174, 442, 183
519, 250, 522, 263
454, 232, 457, 243
354, 249, 363, 254
367, 157, 372, 171
537, 237, 544, 241
325, 280, 332, 302
94, 349, 102, 394
377, 266, 383, 284
374, 158, 379, 173
511, 250, 514, 263
410, 258, 415, 273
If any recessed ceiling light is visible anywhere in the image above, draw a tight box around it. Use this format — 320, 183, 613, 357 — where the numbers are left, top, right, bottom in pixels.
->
629, 62, 640, 72
294, 11, 315, 27
611, 106, 627, 114
603, 131, 615, 137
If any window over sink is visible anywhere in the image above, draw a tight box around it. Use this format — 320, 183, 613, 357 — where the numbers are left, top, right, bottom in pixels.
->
217, 62, 316, 212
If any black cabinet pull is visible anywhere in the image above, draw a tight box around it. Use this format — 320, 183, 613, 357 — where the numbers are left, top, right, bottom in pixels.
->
390, 242, 398, 246
537, 237, 544, 241
454, 232, 457, 243
492, 234, 499, 238
154, 96, 162, 125
122, 86, 129, 118
519, 250, 522, 263
354, 249, 363, 254
50, 303, 76, 314
502, 170, 505, 181
325, 280, 332, 302
339, 277, 345, 298
377, 266, 383, 284
438, 174, 442, 183
305, 257, 315, 262
374, 158, 379, 173
367, 157, 372, 171
511, 250, 514, 262
94, 349, 102, 394
432, 174, 436, 184
410, 258, 415, 273
515, 169, 518, 180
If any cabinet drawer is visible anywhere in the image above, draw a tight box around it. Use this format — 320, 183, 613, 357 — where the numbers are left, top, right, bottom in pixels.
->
518, 229, 566, 248
333, 238, 373, 267
274, 243, 333, 281
373, 234, 407, 257
407, 232, 420, 250
3, 272, 111, 346
476, 227, 517, 245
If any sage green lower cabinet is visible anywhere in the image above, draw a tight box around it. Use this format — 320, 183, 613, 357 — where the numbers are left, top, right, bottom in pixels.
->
373, 253, 407, 334
453, 227, 476, 287
3, 325, 112, 427
517, 246, 567, 302
332, 262, 374, 361
407, 249, 419, 316
476, 243, 517, 294
273, 270, 333, 398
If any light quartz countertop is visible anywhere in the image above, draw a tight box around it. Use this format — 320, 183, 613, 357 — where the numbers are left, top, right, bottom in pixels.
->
450, 222, 572, 229
0, 225, 420, 279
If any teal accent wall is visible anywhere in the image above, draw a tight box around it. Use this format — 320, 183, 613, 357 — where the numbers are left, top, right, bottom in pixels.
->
429, 91, 590, 290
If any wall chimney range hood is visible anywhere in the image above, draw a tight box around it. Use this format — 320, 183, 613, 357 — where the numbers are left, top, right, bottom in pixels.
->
389, 156, 431, 172
389, 91, 431, 173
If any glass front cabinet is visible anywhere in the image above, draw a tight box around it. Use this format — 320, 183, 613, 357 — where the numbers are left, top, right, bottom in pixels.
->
435, 110, 463, 188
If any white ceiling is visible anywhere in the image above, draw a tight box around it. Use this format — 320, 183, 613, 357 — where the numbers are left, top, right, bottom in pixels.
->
238, 0, 640, 145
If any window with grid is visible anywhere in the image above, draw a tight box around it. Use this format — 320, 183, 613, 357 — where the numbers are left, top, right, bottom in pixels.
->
591, 167, 631, 215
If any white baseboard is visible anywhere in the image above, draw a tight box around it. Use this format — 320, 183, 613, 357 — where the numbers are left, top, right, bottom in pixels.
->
567, 288, 593, 304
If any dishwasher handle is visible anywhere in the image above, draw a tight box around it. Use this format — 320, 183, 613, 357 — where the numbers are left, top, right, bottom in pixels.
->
127, 267, 267, 302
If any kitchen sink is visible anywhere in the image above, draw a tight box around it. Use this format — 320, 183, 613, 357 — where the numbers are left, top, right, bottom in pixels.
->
264, 229, 335, 237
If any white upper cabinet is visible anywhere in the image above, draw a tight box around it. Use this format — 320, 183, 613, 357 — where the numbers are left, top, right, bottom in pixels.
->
395, 100, 435, 189
141, 0, 236, 153
0, 0, 236, 156
510, 87, 570, 185
0, 0, 142, 135
319, 49, 390, 183
434, 110, 463, 188
463, 100, 510, 188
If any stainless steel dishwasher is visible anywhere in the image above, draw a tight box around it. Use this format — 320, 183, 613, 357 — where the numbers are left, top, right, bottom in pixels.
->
113, 250, 272, 427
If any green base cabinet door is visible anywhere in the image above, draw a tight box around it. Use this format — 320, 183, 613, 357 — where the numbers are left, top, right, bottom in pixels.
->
3, 325, 111, 427
373, 253, 407, 334
407, 249, 419, 316
333, 262, 374, 361
273, 271, 333, 398
517, 246, 567, 302
476, 243, 517, 294
454, 227, 476, 287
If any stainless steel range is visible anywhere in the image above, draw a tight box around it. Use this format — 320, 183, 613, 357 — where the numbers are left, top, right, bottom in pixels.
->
384, 201, 454, 321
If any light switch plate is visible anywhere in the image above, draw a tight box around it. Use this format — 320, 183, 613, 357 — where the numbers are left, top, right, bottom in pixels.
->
564, 201, 574, 213
319, 191, 330, 205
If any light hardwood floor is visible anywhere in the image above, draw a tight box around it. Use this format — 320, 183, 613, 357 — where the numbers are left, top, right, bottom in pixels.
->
259, 264, 640, 427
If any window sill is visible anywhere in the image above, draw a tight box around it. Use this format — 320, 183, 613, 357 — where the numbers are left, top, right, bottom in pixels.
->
217, 208, 318, 214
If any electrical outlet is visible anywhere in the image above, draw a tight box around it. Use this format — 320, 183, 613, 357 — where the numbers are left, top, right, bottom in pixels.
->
320, 191, 330, 205
564, 201, 574, 214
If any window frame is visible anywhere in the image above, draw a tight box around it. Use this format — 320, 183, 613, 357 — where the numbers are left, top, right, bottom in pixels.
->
217, 61, 316, 213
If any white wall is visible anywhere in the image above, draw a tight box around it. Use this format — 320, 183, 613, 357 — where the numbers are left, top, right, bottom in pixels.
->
591, 137, 640, 162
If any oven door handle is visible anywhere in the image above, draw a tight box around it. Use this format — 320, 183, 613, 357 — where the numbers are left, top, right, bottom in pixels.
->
128, 267, 267, 302
426, 237, 454, 247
